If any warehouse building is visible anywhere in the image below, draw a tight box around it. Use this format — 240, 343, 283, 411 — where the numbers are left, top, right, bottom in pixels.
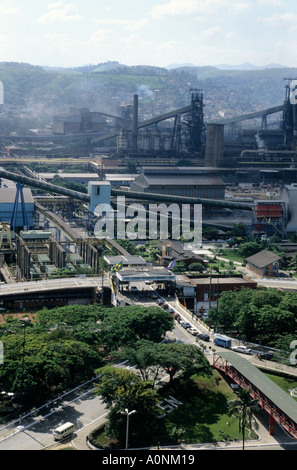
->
130, 167, 225, 199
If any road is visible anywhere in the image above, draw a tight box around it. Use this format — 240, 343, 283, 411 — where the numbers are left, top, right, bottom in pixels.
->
0, 382, 108, 450
0, 277, 105, 297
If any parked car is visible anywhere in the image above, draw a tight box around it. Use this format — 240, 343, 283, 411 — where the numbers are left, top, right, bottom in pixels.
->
188, 327, 199, 336
257, 352, 274, 361
197, 333, 210, 341
231, 345, 252, 354
130, 286, 138, 292
180, 321, 191, 329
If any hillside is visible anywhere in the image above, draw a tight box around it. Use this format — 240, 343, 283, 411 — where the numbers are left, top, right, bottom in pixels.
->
0, 61, 295, 134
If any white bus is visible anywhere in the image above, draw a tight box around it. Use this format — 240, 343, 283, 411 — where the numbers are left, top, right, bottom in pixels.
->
53, 422, 75, 441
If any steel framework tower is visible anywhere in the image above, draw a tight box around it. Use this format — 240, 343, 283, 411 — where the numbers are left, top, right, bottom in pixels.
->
189, 88, 205, 155
10, 182, 28, 232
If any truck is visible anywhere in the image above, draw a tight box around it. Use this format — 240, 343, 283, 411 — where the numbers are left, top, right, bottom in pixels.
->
213, 335, 231, 349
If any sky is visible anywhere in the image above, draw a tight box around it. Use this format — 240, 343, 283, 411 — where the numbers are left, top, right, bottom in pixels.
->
0, 0, 297, 69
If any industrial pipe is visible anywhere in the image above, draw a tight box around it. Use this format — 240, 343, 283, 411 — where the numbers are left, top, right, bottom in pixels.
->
0, 168, 254, 211
0, 168, 90, 202
111, 188, 254, 211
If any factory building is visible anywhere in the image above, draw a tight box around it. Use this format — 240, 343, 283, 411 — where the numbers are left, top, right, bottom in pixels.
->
251, 200, 285, 238
53, 107, 107, 135
130, 167, 225, 199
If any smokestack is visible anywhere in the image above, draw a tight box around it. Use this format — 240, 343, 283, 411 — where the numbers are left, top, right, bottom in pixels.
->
132, 94, 138, 151
205, 123, 224, 167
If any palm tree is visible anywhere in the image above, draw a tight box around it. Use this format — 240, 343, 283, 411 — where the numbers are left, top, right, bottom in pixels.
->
228, 387, 258, 450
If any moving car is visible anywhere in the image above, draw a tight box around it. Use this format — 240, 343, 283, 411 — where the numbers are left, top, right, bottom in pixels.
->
231, 345, 252, 354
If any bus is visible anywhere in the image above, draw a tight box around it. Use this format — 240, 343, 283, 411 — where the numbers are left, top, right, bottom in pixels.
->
53, 422, 75, 441
213, 335, 231, 349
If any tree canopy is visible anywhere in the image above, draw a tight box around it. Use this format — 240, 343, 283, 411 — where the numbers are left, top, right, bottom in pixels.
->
207, 287, 297, 349
0, 304, 174, 406
94, 366, 162, 446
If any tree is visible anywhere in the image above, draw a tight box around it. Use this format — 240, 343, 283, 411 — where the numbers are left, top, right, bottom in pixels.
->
237, 242, 261, 259
37, 304, 104, 327
0, 329, 103, 404
188, 262, 205, 272
94, 366, 161, 446
159, 343, 209, 383
202, 226, 219, 240
99, 306, 174, 351
228, 388, 258, 450
225, 223, 248, 239
213, 287, 297, 344
112, 340, 164, 388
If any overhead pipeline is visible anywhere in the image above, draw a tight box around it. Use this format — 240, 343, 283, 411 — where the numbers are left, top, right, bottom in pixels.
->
0, 168, 254, 211
0, 168, 90, 202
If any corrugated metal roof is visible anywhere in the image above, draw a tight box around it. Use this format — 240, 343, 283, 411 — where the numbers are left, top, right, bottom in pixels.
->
217, 351, 297, 424
142, 175, 225, 186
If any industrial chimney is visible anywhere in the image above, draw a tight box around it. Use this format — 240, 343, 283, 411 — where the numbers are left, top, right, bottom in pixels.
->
132, 94, 138, 151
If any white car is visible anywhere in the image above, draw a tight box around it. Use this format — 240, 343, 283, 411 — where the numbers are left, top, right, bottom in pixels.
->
188, 327, 199, 336
231, 346, 251, 354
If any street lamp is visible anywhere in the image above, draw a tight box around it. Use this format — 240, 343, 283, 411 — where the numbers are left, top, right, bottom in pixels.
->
19, 316, 31, 409
121, 408, 136, 450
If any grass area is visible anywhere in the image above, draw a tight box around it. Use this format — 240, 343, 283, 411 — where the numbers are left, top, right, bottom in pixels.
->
160, 371, 248, 445
89, 369, 255, 449
219, 249, 245, 264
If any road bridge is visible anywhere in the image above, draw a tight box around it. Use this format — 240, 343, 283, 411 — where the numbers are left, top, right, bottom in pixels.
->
0, 277, 102, 310
213, 351, 297, 439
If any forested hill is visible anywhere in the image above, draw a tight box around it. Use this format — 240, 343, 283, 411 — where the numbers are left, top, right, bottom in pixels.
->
0, 61, 296, 126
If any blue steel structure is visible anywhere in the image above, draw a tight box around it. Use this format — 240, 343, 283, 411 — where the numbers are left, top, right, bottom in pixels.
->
10, 182, 29, 232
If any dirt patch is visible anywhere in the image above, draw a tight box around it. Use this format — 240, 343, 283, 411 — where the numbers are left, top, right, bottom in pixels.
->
0, 312, 38, 324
